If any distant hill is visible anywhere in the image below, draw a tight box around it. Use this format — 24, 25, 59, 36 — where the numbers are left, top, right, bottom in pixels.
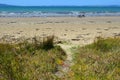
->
0, 4, 16, 7
0, 4, 9, 6
0, 3, 120, 7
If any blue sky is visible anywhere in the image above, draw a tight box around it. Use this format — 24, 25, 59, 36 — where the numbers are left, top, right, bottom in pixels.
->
0, 0, 120, 6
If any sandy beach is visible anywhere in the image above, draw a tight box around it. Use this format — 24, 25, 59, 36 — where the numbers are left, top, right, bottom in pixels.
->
0, 16, 120, 45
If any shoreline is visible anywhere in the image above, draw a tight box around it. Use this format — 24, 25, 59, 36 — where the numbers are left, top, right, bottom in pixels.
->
0, 15, 120, 18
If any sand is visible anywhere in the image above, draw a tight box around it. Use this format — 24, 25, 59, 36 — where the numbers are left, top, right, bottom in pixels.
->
0, 16, 120, 45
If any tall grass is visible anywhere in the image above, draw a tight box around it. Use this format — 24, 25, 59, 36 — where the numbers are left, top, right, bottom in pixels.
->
71, 37, 120, 80
42, 35, 54, 50
0, 36, 66, 80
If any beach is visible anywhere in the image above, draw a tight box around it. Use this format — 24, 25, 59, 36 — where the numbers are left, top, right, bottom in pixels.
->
0, 16, 120, 45
0, 3, 120, 79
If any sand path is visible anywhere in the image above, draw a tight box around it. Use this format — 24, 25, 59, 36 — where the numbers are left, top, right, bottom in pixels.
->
55, 43, 78, 78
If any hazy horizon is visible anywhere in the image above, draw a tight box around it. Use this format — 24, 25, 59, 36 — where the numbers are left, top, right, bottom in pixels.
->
0, 3, 120, 7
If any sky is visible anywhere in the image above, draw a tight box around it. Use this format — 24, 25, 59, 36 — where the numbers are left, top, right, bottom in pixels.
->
0, 0, 120, 6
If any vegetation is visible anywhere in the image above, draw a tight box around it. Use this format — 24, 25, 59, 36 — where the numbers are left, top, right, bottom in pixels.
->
71, 37, 120, 80
0, 36, 120, 80
0, 36, 66, 80
41, 35, 54, 50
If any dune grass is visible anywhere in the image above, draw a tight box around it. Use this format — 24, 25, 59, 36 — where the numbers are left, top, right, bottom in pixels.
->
1, 36, 120, 80
71, 37, 120, 80
0, 36, 66, 80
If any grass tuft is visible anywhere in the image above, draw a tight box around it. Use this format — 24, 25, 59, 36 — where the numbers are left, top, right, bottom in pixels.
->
42, 35, 54, 50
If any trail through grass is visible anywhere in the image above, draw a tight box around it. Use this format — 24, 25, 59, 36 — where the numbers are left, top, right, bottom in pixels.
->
56, 37, 120, 80
55, 44, 79, 78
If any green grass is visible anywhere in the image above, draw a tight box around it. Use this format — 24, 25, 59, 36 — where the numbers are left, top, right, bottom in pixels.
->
0, 36, 66, 80
71, 37, 120, 80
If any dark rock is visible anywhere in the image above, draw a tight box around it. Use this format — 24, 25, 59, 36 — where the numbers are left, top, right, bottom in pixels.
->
78, 14, 85, 18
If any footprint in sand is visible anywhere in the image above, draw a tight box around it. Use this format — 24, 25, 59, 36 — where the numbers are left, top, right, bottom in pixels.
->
106, 21, 111, 23
88, 21, 94, 23
71, 38, 80, 41
65, 29, 69, 31
46, 28, 52, 29
82, 28, 87, 30
104, 28, 109, 31
35, 28, 39, 31
113, 33, 120, 37
19, 31, 23, 33
110, 27, 119, 29
64, 34, 67, 36
97, 31, 102, 34
71, 30, 75, 31
96, 28, 101, 30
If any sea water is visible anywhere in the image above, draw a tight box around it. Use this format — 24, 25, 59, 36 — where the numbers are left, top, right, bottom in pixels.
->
0, 6, 120, 17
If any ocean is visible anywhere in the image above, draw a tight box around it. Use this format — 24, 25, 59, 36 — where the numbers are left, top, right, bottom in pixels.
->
0, 6, 120, 17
